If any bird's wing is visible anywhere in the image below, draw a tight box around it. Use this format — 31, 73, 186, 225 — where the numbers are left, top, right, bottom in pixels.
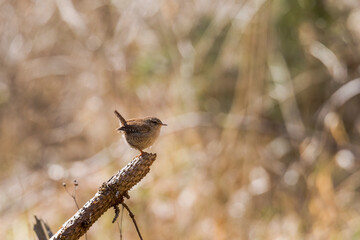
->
118, 122, 151, 133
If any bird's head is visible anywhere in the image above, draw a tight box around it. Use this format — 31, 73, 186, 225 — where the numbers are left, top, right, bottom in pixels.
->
146, 117, 167, 129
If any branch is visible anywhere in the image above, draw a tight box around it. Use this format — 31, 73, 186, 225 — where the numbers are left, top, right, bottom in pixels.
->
33, 216, 53, 240
49, 152, 157, 240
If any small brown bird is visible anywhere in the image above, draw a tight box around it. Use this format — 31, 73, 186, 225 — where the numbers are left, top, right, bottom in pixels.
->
114, 110, 167, 155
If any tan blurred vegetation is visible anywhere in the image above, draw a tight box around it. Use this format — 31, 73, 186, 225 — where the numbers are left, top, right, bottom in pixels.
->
1, 0, 360, 239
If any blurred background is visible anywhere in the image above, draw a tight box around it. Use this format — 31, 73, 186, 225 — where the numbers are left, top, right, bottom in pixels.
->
1, 0, 360, 239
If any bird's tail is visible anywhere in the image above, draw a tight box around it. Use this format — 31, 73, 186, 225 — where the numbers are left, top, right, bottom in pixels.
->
114, 110, 127, 126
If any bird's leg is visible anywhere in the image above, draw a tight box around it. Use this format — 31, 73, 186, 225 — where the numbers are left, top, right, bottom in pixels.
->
135, 150, 144, 158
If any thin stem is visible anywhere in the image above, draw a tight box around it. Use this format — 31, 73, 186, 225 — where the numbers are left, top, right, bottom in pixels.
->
122, 202, 143, 240
120, 204, 124, 240
63, 181, 86, 240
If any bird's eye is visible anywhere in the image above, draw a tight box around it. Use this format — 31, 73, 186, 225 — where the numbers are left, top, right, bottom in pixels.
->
150, 119, 161, 125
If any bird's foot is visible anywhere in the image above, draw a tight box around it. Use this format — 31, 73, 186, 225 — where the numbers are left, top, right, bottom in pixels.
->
136, 151, 144, 158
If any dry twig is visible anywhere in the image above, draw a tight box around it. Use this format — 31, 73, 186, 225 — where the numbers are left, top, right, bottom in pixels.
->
33, 216, 53, 240
48, 152, 157, 240
122, 202, 143, 240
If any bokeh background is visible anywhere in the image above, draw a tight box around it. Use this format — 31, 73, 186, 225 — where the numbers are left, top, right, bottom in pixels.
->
1, 0, 360, 239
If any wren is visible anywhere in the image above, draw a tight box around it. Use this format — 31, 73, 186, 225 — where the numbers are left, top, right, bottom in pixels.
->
114, 110, 167, 155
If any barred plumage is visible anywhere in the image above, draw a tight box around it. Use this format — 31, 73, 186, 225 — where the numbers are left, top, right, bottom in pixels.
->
114, 110, 167, 155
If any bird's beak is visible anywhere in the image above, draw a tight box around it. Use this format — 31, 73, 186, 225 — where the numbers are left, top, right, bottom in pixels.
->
161, 123, 167, 126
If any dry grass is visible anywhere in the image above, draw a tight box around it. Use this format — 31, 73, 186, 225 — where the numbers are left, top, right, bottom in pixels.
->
1, 0, 360, 239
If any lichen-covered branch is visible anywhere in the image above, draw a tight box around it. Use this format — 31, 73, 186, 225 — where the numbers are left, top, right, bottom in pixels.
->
49, 152, 157, 240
